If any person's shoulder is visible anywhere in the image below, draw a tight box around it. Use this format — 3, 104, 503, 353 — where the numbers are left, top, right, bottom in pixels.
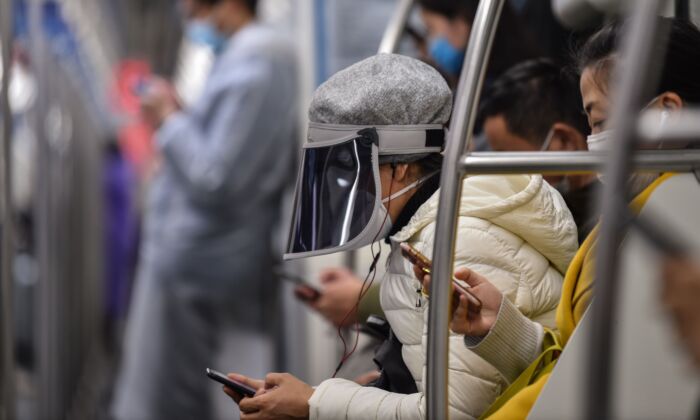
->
231, 24, 294, 59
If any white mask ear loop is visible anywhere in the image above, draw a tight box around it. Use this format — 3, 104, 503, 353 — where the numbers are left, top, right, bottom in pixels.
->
381, 170, 439, 203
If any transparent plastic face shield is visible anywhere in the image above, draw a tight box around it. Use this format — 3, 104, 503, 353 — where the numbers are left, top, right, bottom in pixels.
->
286, 134, 379, 256
284, 123, 445, 260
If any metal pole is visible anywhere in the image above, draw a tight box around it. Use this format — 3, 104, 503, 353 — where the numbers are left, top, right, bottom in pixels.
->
0, 0, 16, 416
377, 0, 414, 54
426, 0, 504, 418
459, 150, 700, 174
27, 0, 57, 416
589, 2, 665, 419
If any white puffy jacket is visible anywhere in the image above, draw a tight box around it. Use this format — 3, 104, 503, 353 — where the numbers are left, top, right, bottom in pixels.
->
308, 174, 578, 419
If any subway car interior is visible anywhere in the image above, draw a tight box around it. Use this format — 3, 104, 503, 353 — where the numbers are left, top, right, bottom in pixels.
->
1, 0, 700, 419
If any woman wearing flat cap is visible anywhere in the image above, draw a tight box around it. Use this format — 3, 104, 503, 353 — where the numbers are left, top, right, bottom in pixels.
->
222, 53, 577, 420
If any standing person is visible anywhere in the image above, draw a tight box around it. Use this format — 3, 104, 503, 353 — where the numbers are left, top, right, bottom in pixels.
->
111, 0, 298, 419
173, 0, 226, 107
417, 0, 540, 86
479, 58, 598, 243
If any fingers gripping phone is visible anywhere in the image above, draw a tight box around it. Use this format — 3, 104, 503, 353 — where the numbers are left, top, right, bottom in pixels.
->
206, 368, 257, 398
273, 269, 321, 302
399, 243, 482, 313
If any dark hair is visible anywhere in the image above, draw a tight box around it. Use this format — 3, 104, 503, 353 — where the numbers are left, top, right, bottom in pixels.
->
479, 58, 589, 145
242, 0, 258, 13
195, 0, 258, 14
416, 153, 443, 176
576, 17, 700, 105
417, 0, 479, 21
418, 0, 541, 77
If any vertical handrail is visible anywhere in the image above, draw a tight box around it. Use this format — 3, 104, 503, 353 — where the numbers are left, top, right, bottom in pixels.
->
377, 0, 414, 54
426, 0, 504, 418
589, 1, 664, 419
27, 0, 56, 416
0, 0, 16, 417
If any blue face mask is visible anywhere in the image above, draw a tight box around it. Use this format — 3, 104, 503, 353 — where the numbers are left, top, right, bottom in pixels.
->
429, 37, 465, 77
186, 20, 228, 55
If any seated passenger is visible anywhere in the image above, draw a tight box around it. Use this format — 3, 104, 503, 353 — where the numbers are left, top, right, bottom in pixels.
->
479, 58, 598, 243
435, 17, 700, 419
223, 54, 578, 419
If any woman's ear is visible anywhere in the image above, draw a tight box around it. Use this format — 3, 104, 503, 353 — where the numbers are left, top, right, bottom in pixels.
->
392, 163, 410, 183
657, 91, 684, 110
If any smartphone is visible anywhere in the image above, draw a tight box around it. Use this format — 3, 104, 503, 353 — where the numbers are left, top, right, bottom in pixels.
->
399, 243, 482, 313
206, 368, 257, 398
274, 269, 321, 302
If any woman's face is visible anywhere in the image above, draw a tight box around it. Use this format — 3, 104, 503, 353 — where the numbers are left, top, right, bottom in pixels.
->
580, 67, 611, 135
580, 65, 684, 135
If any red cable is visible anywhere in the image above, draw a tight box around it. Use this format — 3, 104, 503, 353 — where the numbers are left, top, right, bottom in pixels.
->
333, 173, 394, 378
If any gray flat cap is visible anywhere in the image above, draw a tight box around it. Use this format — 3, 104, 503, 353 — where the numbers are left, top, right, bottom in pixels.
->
309, 54, 453, 126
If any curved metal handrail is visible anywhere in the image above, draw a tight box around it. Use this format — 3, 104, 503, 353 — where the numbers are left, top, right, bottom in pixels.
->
589, 2, 664, 418
378, 0, 414, 54
459, 150, 700, 174
426, 0, 505, 418
0, 0, 15, 417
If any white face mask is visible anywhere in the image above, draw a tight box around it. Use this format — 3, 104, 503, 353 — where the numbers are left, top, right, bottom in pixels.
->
586, 96, 671, 153
586, 129, 614, 152
375, 170, 439, 239
588, 131, 658, 189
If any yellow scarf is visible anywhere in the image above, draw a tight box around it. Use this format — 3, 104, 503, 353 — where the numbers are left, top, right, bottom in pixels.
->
483, 173, 675, 419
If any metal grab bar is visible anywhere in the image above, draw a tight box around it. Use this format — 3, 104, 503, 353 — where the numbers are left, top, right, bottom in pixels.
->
0, 0, 15, 417
590, 2, 665, 419
378, 0, 414, 54
459, 150, 700, 174
427, 0, 504, 418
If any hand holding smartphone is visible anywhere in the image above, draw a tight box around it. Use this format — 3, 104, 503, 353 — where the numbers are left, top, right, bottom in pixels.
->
206, 368, 257, 398
399, 243, 482, 314
274, 269, 321, 302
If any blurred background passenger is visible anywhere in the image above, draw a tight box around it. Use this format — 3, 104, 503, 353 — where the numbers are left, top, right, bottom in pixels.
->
110, 0, 298, 419
417, 0, 541, 86
479, 58, 597, 243
416, 0, 544, 153
173, 0, 224, 106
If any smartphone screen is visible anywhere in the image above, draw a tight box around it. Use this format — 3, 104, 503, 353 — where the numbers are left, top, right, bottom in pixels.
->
399, 242, 482, 313
206, 368, 257, 398
274, 269, 321, 302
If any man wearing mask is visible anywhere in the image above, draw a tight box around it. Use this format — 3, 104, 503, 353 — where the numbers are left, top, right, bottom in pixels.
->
417, 0, 539, 87
111, 0, 298, 419
479, 59, 598, 243
173, 0, 227, 106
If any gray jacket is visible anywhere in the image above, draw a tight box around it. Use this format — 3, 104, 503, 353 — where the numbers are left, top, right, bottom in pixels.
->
141, 23, 298, 306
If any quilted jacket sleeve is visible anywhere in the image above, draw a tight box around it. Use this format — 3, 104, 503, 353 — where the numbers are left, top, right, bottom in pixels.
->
306, 215, 564, 419
308, 379, 424, 420
415, 215, 562, 419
